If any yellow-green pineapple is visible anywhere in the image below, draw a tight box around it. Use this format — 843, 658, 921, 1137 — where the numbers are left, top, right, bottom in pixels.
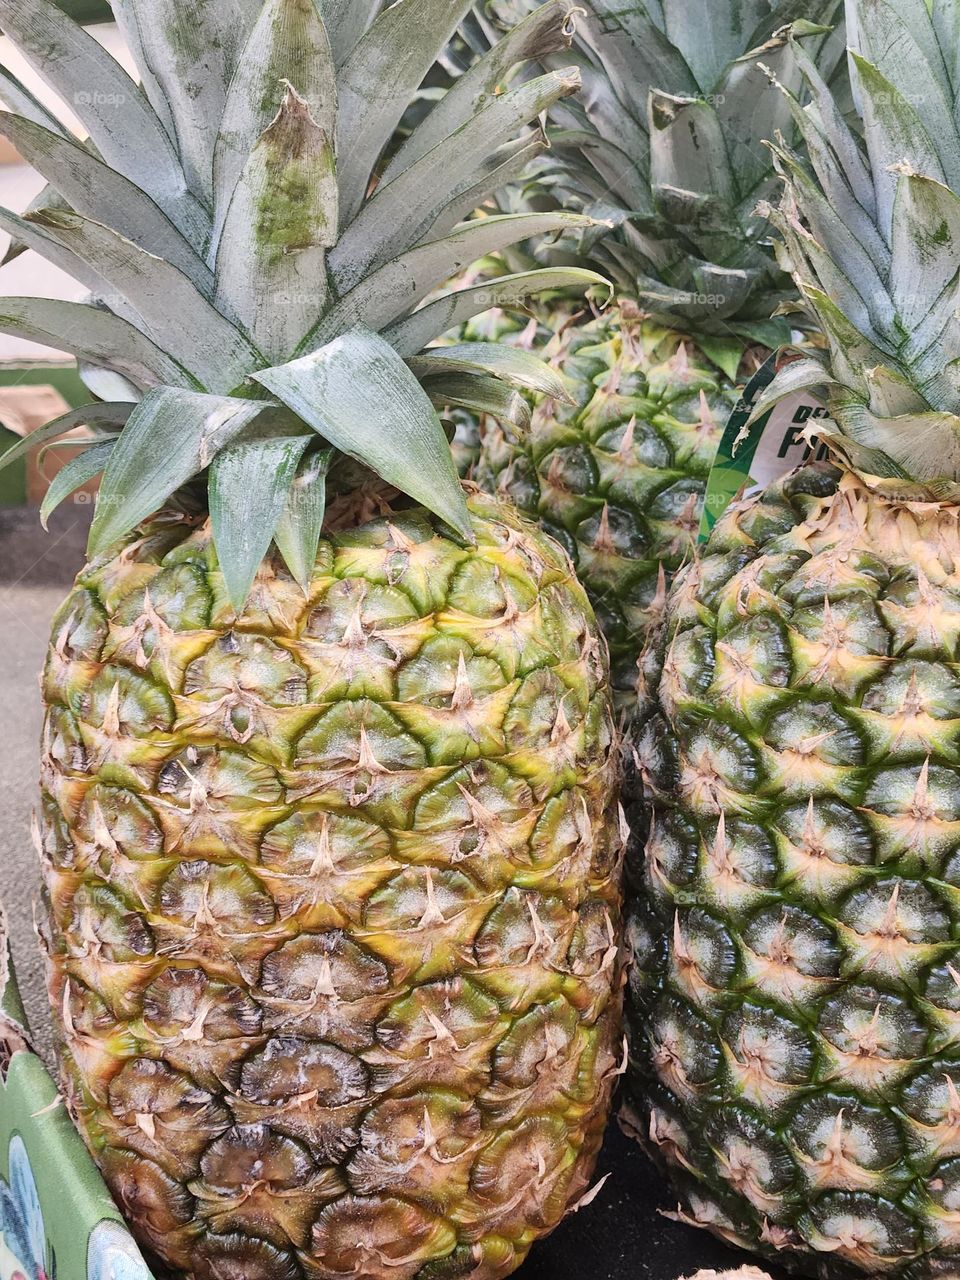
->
458, 0, 842, 711
627, 2, 960, 1275
0, 3, 623, 1277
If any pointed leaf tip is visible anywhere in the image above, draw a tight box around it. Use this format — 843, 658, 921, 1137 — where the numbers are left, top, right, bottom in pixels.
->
252, 326, 475, 543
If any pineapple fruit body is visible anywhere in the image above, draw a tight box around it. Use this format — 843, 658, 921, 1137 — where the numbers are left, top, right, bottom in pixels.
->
39, 494, 623, 1280
476, 305, 737, 713
628, 465, 960, 1277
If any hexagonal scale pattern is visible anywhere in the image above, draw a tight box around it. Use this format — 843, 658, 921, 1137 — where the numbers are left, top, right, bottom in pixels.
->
628, 466, 960, 1278
37, 494, 623, 1280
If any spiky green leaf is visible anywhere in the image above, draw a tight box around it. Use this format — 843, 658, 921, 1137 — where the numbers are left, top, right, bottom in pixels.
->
253, 326, 473, 541
216, 85, 335, 361
316, 0, 382, 66
381, 0, 576, 183
0, 298, 192, 389
309, 212, 595, 349
0, 114, 213, 287
0, 0, 202, 237
212, 0, 337, 253
0, 401, 131, 473
852, 52, 946, 242
384, 268, 610, 356
88, 389, 275, 555
649, 91, 734, 208
0, 66, 69, 135
335, 0, 474, 224
119, 0, 262, 207
331, 69, 581, 293
26, 210, 260, 391
409, 342, 572, 403
273, 446, 332, 588
210, 432, 311, 607
39, 440, 113, 528
425, 372, 531, 433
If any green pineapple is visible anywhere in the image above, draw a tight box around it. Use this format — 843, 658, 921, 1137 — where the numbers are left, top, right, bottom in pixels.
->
626, 1, 960, 1275
469, 0, 842, 710
0, 3, 624, 1277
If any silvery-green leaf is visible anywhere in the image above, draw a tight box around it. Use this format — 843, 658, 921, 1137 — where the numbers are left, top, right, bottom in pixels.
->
335, 0, 474, 224
931, 0, 960, 92
27, 209, 260, 392
0, 204, 120, 309
253, 325, 473, 541
410, 342, 572, 403
742, 356, 833, 430
714, 27, 816, 199
0, 114, 213, 288
838, 399, 960, 481
316, 0, 381, 66
649, 91, 734, 207
853, 0, 954, 144
381, 0, 576, 184
122, 0, 262, 208
773, 205, 877, 336
0, 401, 131, 472
576, 0, 697, 110
210, 432, 311, 607
0, 178, 73, 267
0, 65, 69, 135
662, 0, 768, 92
109, 0, 177, 144
864, 363, 927, 418
891, 173, 960, 335
332, 68, 580, 292
88, 388, 274, 554
802, 284, 886, 398
787, 28, 875, 216
903, 273, 960, 395
385, 267, 609, 356
770, 143, 892, 325
425, 372, 530, 433
40, 440, 113, 529
424, 134, 552, 244
273, 446, 332, 588
78, 362, 142, 403
212, 0, 337, 256
0, 298, 192, 388
769, 83, 887, 271
307, 211, 595, 349
0, 0, 202, 238
852, 53, 946, 243
215, 85, 335, 362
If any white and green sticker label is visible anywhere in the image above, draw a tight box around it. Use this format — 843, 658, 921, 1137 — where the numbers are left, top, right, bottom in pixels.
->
699, 353, 833, 542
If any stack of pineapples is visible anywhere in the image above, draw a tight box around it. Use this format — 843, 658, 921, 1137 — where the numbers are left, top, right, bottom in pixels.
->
5, 0, 960, 1278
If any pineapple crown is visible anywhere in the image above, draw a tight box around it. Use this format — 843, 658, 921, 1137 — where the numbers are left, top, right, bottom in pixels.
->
469, 0, 844, 376
0, 0, 609, 604
750, 0, 960, 497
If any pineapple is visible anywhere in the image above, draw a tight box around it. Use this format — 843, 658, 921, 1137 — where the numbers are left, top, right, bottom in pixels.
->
626, 2, 960, 1276
466, 0, 844, 712
0, 3, 624, 1278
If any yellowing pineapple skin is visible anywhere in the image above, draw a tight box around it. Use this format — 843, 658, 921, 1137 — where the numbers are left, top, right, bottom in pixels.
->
627, 466, 960, 1279
38, 494, 623, 1280
475, 306, 739, 715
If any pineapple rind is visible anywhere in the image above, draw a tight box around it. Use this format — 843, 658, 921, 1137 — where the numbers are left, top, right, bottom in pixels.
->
475, 305, 736, 712
38, 493, 623, 1280
628, 464, 960, 1278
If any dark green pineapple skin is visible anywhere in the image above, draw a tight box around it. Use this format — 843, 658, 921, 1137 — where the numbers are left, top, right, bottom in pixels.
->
475, 305, 739, 715
626, 463, 960, 1279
